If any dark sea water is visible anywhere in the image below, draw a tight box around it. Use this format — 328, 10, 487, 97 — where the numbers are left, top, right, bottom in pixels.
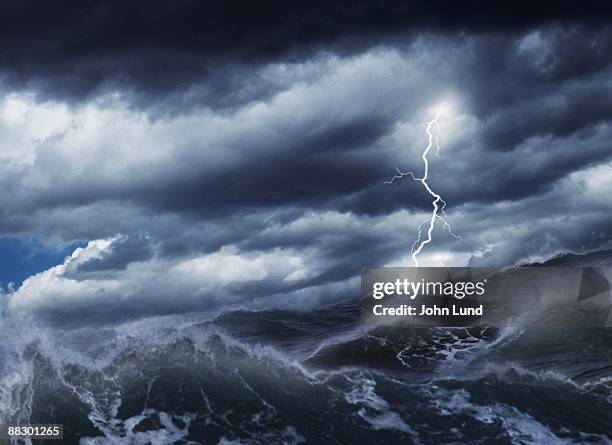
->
1, 250, 612, 444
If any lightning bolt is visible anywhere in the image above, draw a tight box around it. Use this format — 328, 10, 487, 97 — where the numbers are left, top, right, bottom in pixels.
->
385, 105, 461, 267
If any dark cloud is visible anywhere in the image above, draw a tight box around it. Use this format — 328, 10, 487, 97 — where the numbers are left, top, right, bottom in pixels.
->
1, 1, 611, 106
458, 27, 612, 150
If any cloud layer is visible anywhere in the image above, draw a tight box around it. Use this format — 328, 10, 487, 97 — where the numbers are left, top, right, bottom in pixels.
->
1, 1, 610, 105
1, 8, 611, 322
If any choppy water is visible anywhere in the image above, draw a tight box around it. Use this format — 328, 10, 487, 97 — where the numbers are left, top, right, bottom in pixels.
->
1, 250, 612, 444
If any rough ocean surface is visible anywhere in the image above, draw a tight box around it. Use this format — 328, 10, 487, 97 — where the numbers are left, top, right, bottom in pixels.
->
1, 250, 611, 445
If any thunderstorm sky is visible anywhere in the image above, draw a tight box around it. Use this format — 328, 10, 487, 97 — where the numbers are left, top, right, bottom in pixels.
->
1, 1, 612, 322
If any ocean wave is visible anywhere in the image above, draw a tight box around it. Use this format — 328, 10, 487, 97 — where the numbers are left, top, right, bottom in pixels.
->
1, 249, 611, 443
1, 311, 610, 444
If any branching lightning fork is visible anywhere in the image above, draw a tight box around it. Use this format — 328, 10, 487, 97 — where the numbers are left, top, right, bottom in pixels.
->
385, 105, 461, 267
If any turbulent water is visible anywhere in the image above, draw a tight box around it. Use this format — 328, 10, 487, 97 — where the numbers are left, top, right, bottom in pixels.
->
1, 251, 612, 444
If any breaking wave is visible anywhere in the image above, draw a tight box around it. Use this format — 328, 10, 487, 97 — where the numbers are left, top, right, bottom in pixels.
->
1, 250, 612, 444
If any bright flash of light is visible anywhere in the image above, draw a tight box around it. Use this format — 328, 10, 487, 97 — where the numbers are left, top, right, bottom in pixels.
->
385, 104, 461, 267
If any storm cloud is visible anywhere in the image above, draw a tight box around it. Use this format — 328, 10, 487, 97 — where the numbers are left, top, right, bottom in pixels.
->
1, 2, 611, 321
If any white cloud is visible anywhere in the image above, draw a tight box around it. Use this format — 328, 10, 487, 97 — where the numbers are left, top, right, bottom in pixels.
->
8, 238, 319, 318
0, 93, 72, 165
